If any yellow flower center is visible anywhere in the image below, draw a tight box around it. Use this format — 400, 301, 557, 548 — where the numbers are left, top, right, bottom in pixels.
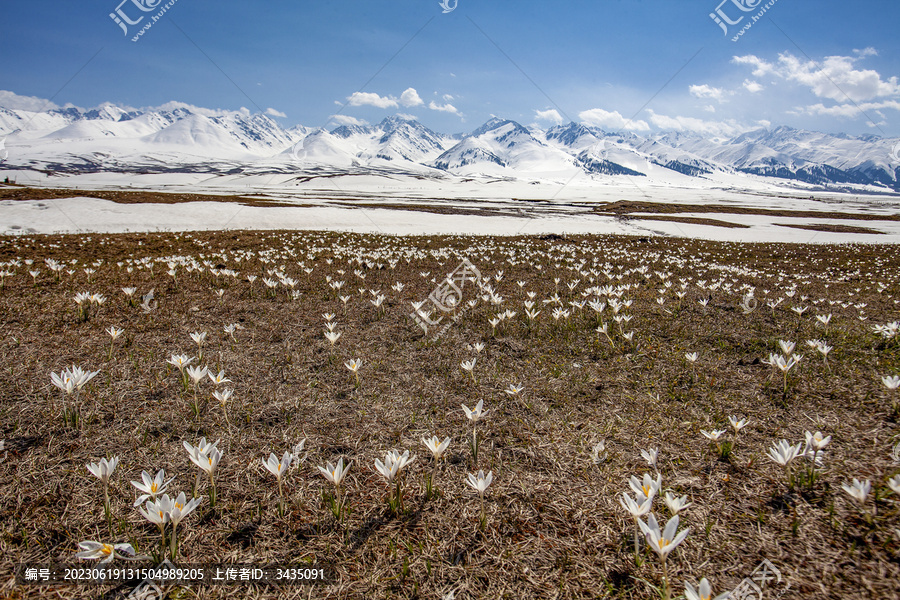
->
150, 483, 158, 493
642, 485, 651, 496
659, 538, 670, 548
102, 544, 114, 555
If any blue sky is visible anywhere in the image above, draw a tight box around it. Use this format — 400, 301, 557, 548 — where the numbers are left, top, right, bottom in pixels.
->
1, 0, 899, 137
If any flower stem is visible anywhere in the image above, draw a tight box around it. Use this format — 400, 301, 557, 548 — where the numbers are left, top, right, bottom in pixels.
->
662, 557, 670, 600
158, 523, 166, 561
170, 522, 178, 561
103, 485, 111, 532
209, 475, 217, 509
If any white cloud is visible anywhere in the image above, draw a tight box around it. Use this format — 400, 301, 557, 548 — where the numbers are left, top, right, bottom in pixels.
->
804, 99, 900, 118
689, 84, 729, 102
703, 105, 717, 113
265, 108, 287, 118
578, 108, 649, 131
731, 55, 775, 78
0, 90, 59, 111
534, 109, 564, 125
400, 88, 424, 107
442, 94, 454, 102
733, 51, 900, 103
347, 92, 398, 109
330, 114, 369, 126
742, 79, 764, 93
853, 47, 878, 58
396, 113, 417, 120
428, 101, 459, 114
646, 110, 757, 138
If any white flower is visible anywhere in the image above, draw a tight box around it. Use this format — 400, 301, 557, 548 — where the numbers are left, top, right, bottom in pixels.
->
318, 458, 352, 486
701, 429, 726, 441
766, 439, 803, 466
131, 469, 175, 506
375, 449, 415, 483
422, 436, 451, 460
619, 491, 653, 518
638, 513, 690, 560
208, 370, 232, 385
504, 383, 524, 397
75, 541, 138, 564
804, 431, 831, 452
263, 451, 295, 482
462, 399, 489, 422
466, 470, 494, 496
664, 491, 691, 515
777, 340, 795, 356
629, 473, 662, 500
86, 457, 120, 485
185, 365, 208, 386
888, 474, 900, 496
166, 354, 194, 370
728, 416, 749, 433
640, 448, 658, 468
212, 388, 233, 406
684, 578, 729, 600
841, 478, 871, 504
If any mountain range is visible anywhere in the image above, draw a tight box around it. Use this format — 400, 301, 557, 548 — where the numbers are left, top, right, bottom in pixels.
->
1, 102, 899, 193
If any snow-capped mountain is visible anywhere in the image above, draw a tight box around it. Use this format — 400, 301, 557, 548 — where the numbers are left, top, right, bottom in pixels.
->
282, 116, 450, 167
1, 98, 898, 192
432, 117, 574, 175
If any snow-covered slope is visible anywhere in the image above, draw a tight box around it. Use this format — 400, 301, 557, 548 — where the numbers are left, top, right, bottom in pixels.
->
1, 98, 898, 192
432, 117, 574, 176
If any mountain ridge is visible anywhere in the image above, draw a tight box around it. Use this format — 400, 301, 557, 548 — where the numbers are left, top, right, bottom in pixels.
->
1, 101, 899, 192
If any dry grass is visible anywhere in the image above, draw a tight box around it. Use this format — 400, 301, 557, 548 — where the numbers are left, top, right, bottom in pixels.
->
0, 230, 898, 600
0, 186, 287, 208
625, 216, 750, 229
593, 199, 900, 222
775, 223, 886, 235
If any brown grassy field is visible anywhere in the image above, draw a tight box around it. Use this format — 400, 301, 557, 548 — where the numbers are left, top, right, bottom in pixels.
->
0, 230, 898, 600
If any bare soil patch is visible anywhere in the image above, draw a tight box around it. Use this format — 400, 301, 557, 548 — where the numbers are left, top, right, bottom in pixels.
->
0, 186, 288, 208
775, 222, 886, 235
628, 215, 750, 229
594, 199, 900, 222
